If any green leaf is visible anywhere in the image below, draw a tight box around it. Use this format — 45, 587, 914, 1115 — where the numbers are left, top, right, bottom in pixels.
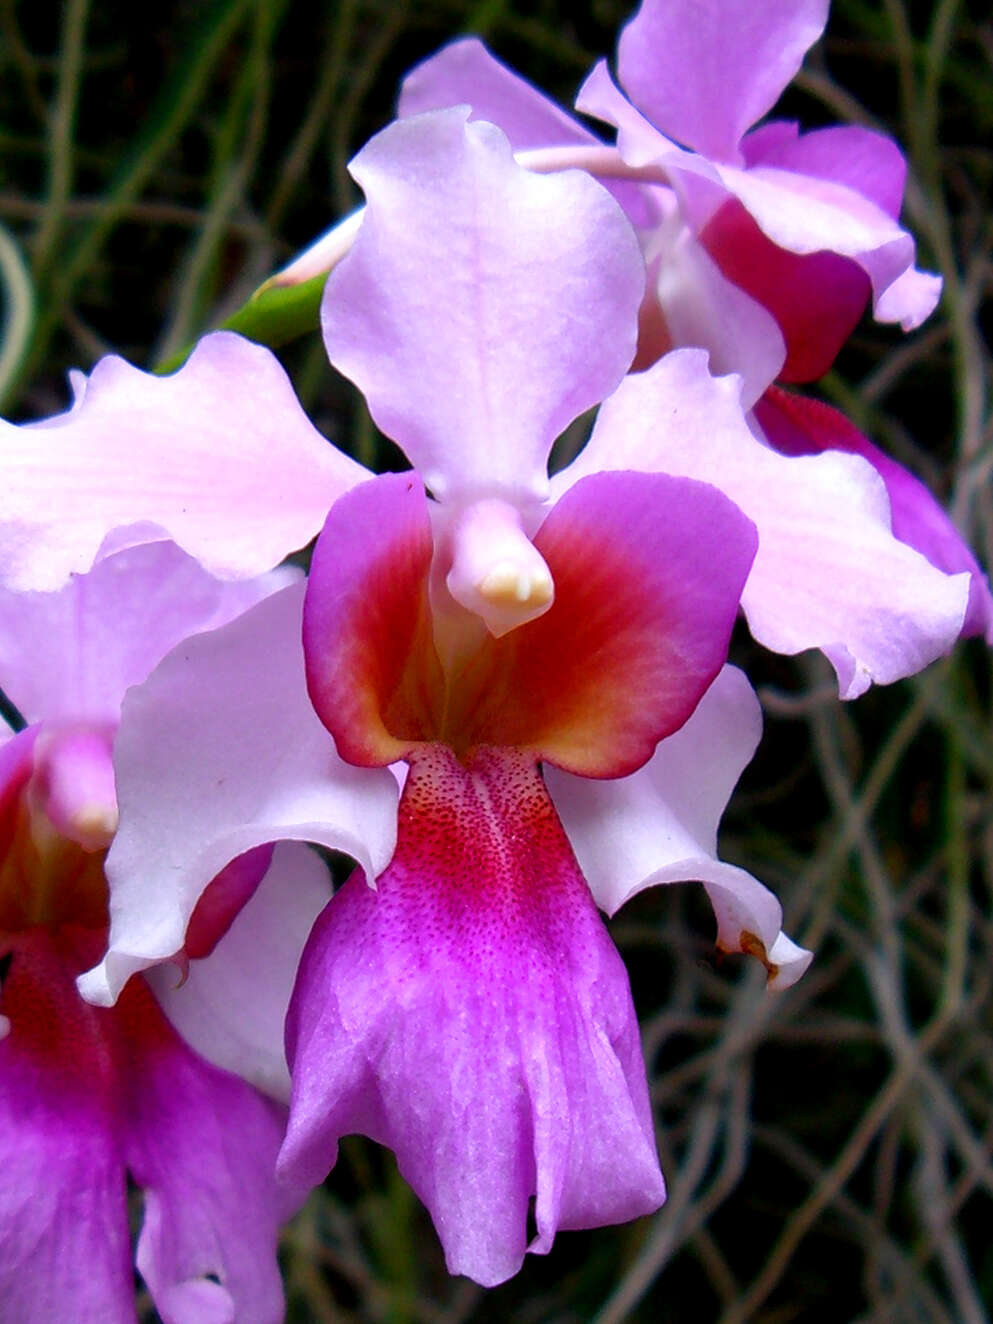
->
154, 271, 327, 375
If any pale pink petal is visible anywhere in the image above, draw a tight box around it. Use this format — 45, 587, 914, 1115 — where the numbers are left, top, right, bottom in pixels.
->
0, 331, 367, 591
280, 746, 664, 1287
78, 581, 398, 1006
742, 126, 942, 333
701, 198, 870, 381
322, 108, 644, 505
0, 540, 293, 726
0, 934, 133, 1323
695, 162, 940, 329
118, 980, 293, 1324
616, 0, 829, 162
553, 350, 969, 696
577, 60, 691, 170
743, 122, 907, 218
546, 667, 811, 989
874, 265, 943, 330
399, 37, 595, 151
397, 40, 668, 231
148, 841, 332, 1103
756, 388, 993, 641
649, 219, 785, 405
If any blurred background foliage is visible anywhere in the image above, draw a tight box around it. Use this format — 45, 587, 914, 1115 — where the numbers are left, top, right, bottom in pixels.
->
2, 1, 992, 1320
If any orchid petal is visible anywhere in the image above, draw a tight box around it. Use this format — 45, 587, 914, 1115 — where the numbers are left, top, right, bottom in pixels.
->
0, 332, 367, 591
399, 37, 595, 151
78, 581, 398, 1006
701, 199, 870, 381
616, 0, 829, 162
148, 841, 332, 1104
0, 540, 294, 727
756, 388, 993, 641
742, 124, 943, 329
649, 220, 785, 405
280, 746, 664, 1287
554, 351, 969, 695
303, 473, 440, 768
0, 934, 132, 1323
743, 123, 907, 219
577, 59, 690, 171
119, 980, 293, 1324
579, 56, 940, 336
547, 667, 811, 989
672, 160, 941, 330
397, 40, 670, 230
322, 107, 644, 505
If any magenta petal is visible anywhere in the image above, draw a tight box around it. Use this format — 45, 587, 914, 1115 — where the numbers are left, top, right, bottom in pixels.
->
322, 108, 644, 505
695, 163, 939, 331
303, 468, 757, 776
0, 331, 366, 590
119, 983, 293, 1324
0, 934, 132, 1324
756, 388, 993, 641
739, 123, 941, 330
280, 746, 664, 1287
616, 0, 829, 162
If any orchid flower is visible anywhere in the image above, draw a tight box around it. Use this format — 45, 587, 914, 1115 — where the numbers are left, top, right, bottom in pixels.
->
0, 542, 322, 1323
18, 111, 823, 1285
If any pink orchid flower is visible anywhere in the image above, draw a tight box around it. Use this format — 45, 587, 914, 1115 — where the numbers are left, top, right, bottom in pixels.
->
26, 109, 968, 1284
0, 542, 322, 1323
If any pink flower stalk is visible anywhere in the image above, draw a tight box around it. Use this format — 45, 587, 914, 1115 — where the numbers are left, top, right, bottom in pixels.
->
0, 542, 321, 1323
